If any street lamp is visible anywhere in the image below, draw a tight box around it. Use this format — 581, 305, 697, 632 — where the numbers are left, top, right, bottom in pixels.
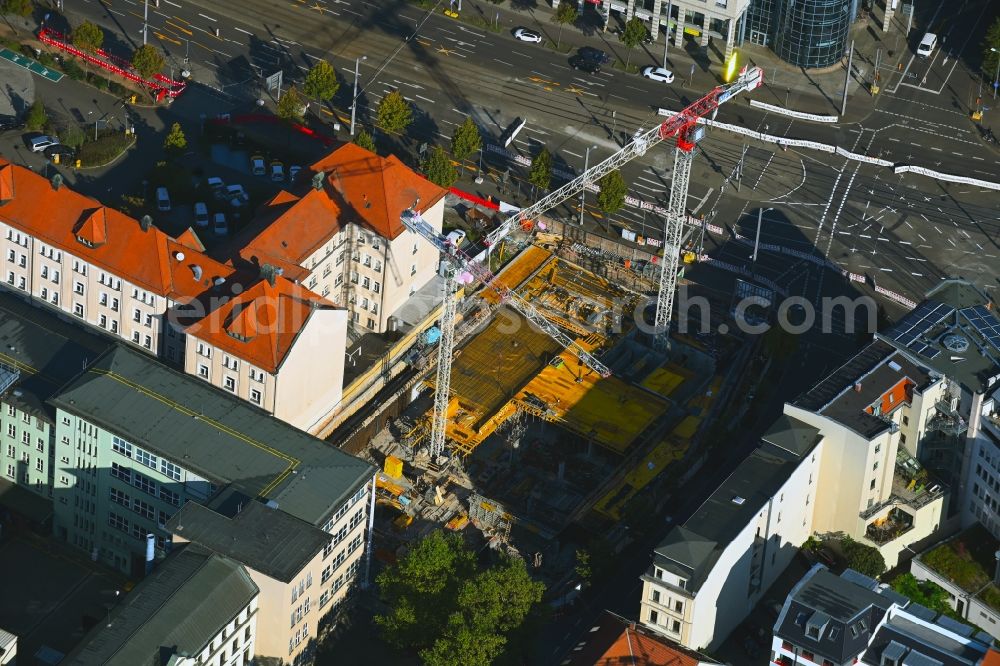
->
350, 55, 367, 137
579, 145, 597, 227
992, 48, 1000, 100
751, 207, 775, 264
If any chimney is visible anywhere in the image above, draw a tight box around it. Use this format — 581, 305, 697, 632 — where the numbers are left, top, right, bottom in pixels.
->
854, 382, 863, 393
260, 263, 277, 287
311, 172, 324, 191
50, 173, 63, 191
139, 215, 153, 232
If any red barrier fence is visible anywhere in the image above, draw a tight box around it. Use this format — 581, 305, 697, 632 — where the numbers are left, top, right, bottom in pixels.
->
37, 27, 186, 100
448, 187, 499, 211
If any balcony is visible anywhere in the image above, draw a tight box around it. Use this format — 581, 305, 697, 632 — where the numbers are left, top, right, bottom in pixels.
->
927, 399, 968, 436
865, 506, 914, 545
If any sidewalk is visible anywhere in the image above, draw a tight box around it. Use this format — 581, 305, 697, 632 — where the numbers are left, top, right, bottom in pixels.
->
450, 0, 897, 122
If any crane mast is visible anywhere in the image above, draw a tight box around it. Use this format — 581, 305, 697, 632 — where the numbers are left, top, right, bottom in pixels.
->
405, 65, 764, 456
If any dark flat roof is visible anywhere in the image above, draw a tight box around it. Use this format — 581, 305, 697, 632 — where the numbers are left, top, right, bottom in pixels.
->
167, 498, 329, 582
793, 341, 934, 438
876, 280, 1000, 396
63, 545, 257, 665
654, 438, 813, 593
0, 292, 112, 419
49, 345, 373, 526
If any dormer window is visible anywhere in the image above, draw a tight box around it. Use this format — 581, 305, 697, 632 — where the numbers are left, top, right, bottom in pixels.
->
76, 236, 95, 248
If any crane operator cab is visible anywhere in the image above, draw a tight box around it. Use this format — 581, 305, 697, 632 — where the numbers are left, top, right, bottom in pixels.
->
917, 33, 937, 57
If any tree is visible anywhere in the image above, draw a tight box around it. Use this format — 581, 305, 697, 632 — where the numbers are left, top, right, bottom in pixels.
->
25, 99, 46, 132
377, 90, 412, 134
891, 574, 953, 615
574, 549, 592, 585
163, 122, 187, 155
72, 21, 104, 53
375, 531, 544, 665
0, 0, 32, 17
551, 2, 578, 49
528, 147, 553, 191
450, 117, 482, 161
985, 17, 1000, 80
596, 169, 627, 214
277, 86, 306, 123
422, 145, 459, 188
303, 60, 340, 101
620, 17, 648, 69
131, 44, 165, 79
60, 124, 86, 150
354, 128, 377, 153
841, 536, 886, 578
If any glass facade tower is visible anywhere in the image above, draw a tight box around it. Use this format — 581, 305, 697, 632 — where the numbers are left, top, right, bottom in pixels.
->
746, 0, 857, 69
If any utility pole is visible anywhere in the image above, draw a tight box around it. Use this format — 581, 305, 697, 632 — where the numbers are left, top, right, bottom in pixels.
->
734, 143, 747, 192
662, 0, 672, 69
992, 48, 1000, 100
752, 208, 763, 263
579, 145, 596, 227
842, 40, 854, 117
350, 55, 367, 137
142, 0, 148, 46
611, 110, 617, 143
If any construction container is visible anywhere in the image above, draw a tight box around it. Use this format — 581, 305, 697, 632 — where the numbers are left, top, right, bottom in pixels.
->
392, 514, 413, 531
446, 514, 469, 531
384, 455, 403, 479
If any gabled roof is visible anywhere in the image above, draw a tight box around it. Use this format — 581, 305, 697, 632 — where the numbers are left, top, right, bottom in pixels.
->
184, 275, 340, 373
0, 158, 234, 299
174, 227, 206, 252
310, 142, 447, 240
63, 545, 258, 666
0, 162, 15, 202
564, 610, 717, 666
239, 187, 343, 267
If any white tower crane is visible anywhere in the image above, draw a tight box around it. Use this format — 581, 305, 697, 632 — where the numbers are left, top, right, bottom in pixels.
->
403, 65, 764, 457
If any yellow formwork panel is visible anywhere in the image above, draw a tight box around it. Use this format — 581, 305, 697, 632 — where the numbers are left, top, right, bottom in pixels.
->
594, 436, 690, 519
520, 342, 668, 454
481, 245, 552, 304
640, 368, 686, 397
672, 415, 701, 440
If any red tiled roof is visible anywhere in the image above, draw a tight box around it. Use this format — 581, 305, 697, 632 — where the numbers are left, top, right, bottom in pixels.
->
310, 143, 447, 240
564, 612, 706, 666
239, 187, 343, 266
0, 158, 233, 299
0, 163, 14, 201
983, 649, 1000, 666
174, 227, 206, 252
184, 275, 340, 373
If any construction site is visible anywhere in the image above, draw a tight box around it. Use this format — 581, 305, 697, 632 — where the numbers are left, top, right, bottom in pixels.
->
367, 241, 742, 565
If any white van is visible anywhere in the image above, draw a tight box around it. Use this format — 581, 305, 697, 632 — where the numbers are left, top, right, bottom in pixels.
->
917, 33, 937, 57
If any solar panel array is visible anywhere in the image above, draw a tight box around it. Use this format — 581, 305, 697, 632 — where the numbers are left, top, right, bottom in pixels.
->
885, 301, 954, 358
961, 305, 1000, 353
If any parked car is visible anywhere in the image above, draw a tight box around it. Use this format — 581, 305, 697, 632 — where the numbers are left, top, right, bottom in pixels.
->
577, 46, 611, 65
206, 176, 226, 200
156, 187, 171, 212
194, 202, 210, 227
569, 55, 601, 74
29, 135, 59, 153
250, 155, 266, 176
0, 118, 24, 132
226, 184, 249, 207
513, 27, 542, 43
288, 165, 302, 182
213, 212, 228, 235
270, 161, 284, 182
641, 66, 675, 83
44, 144, 75, 162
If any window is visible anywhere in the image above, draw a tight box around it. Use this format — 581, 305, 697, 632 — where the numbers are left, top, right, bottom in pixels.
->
133, 471, 156, 495
133, 499, 154, 520
802, 650, 814, 661
362, 276, 370, 289
35, 458, 43, 472
6, 423, 14, 437
143, 335, 152, 350
21, 430, 29, 444
4, 464, 12, 478
99, 292, 108, 306
250, 389, 262, 405
671, 620, 680, 633
98, 314, 107, 329
73, 303, 83, 317
674, 600, 683, 613
144, 314, 152, 327
160, 459, 181, 481
111, 298, 119, 312
902, 415, 909, 426
197, 364, 209, 379
410, 264, 416, 276
648, 609, 659, 625
873, 461, 879, 470
111, 462, 132, 483
870, 478, 877, 490
373, 281, 380, 294
74, 281, 84, 295
108, 512, 129, 532
223, 355, 239, 371
412, 243, 418, 255
135, 448, 157, 470
196, 342, 212, 358
224, 376, 236, 392
900, 434, 907, 445
874, 443, 881, 454
40, 287, 48, 300
110, 487, 129, 507
650, 589, 660, 603
159, 486, 181, 507
133, 308, 141, 323
249, 367, 264, 382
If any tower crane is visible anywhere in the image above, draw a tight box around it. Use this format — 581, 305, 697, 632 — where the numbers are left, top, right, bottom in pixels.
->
401, 65, 764, 458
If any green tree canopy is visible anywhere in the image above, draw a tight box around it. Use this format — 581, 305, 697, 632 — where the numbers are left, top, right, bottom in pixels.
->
450, 116, 482, 161
422, 145, 459, 188
72, 21, 104, 52
596, 169, 627, 214
131, 44, 165, 79
551, 2, 578, 48
303, 60, 340, 101
377, 90, 413, 134
528, 147, 553, 191
984, 17, 1000, 80
1, 0, 33, 18
375, 531, 544, 666
25, 99, 46, 132
891, 574, 954, 616
163, 122, 187, 155
841, 536, 886, 578
354, 128, 376, 153
277, 86, 305, 123
620, 17, 648, 68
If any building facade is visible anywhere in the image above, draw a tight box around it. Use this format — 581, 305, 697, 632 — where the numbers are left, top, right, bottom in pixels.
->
747, 0, 857, 68
592, 0, 751, 56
